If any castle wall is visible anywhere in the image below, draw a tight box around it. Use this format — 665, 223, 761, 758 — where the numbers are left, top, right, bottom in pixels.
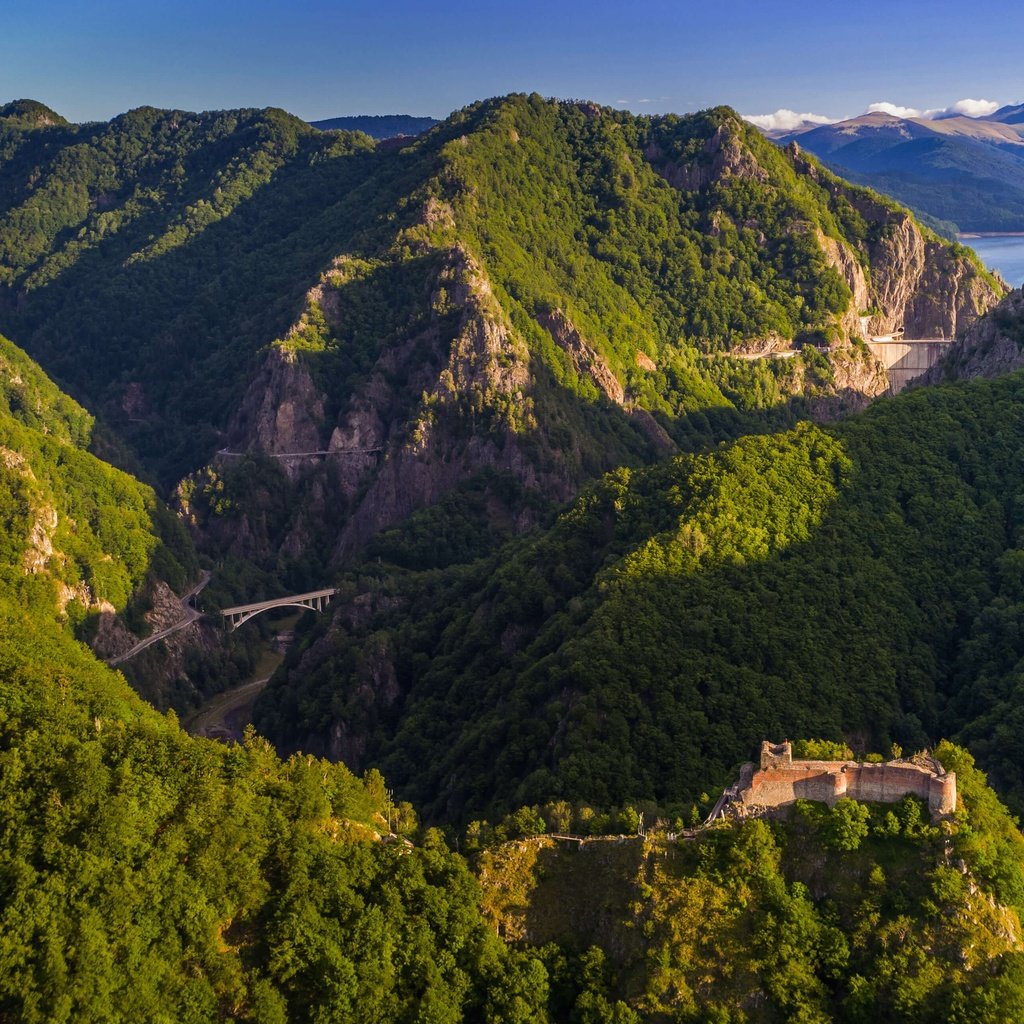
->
846, 764, 932, 805
930, 774, 957, 816
745, 767, 842, 807
735, 747, 956, 820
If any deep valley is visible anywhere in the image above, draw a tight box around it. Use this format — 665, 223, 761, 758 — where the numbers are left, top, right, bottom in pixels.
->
5, 88, 1024, 1021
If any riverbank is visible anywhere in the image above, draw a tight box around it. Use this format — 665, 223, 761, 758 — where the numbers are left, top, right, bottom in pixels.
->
183, 611, 301, 741
183, 674, 274, 742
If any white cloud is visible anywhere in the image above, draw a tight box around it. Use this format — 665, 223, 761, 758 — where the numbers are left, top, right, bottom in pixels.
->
867, 101, 932, 118
948, 98, 999, 117
743, 108, 835, 132
868, 98, 1000, 120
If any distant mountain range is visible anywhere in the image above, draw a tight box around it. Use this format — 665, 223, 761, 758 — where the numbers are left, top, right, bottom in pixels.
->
308, 114, 440, 138
771, 104, 1024, 232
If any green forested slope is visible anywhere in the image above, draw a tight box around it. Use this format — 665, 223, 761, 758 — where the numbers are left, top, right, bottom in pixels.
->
4, 214, 1024, 1022
0, 331, 525, 1022
0, 100, 384, 480
0, 331, 194, 614
257, 371, 1024, 823
477, 743, 1024, 1023
0, 618, 513, 1024
0, 95, 999, 494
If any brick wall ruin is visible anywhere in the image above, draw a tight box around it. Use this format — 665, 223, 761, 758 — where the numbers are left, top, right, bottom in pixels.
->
713, 741, 956, 822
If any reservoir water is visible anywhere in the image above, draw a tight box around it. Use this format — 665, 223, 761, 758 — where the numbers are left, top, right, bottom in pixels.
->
959, 234, 1024, 288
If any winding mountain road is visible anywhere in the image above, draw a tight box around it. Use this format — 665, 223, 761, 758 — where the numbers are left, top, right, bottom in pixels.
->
107, 570, 212, 667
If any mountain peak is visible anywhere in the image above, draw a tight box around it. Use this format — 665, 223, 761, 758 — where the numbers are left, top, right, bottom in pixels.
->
0, 99, 68, 127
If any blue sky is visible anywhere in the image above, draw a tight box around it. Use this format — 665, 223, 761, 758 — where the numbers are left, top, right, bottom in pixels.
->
3, 0, 1023, 124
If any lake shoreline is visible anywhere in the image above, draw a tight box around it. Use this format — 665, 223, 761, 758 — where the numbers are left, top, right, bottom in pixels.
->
957, 233, 1024, 286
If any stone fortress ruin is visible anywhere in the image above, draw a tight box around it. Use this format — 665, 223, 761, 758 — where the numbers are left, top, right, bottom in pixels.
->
710, 741, 957, 823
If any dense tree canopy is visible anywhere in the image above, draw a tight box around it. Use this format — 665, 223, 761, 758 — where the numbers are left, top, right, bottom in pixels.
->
1, 95, 1024, 1021
257, 370, 1024, 825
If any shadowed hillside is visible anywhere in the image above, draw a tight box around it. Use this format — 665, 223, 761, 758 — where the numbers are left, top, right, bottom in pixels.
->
256, 371, 1024, 824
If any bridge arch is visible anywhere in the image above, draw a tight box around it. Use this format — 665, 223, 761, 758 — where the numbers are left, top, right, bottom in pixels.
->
221, 588, 338, 631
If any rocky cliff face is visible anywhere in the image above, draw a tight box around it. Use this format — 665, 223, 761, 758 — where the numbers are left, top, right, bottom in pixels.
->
196, 245, 632, 567
177, 111, 1006, 575
803, 345, 889, 419
790, 147, 1002, 340
226, 347, 325, 477
537, 308, 624, 404
917, 289, 1024, 385
645, 122, 770, 191
644, 130, 1000, 404
858, 200, 997, 339
816, 229, 871, 340
323, 246, 566, 560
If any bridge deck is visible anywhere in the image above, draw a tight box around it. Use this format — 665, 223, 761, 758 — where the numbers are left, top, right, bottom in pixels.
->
221, 588, 338, 616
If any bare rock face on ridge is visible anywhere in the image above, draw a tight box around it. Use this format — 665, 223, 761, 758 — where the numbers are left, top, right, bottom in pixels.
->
917, 288, 1024, 385
645, 120, 771, 192
792, 149, 1000, 340
206, 244, 605, 565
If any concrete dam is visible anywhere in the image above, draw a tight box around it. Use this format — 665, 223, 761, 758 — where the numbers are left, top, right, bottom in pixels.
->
866, 338, 951, 393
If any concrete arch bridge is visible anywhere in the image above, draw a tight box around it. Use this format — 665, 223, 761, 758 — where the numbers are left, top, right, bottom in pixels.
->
221, 588, 338, 630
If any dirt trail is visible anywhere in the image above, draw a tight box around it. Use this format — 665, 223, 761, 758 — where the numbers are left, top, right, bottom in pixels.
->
183, 676, 271, 741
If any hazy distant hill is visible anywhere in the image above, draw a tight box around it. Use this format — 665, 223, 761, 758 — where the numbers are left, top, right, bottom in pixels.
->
309, 113, 440, 138
989, 102, 1024, 125
778, 108, 1024, 231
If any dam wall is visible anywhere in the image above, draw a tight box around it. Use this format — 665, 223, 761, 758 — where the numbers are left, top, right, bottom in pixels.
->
866, 339, 952, 393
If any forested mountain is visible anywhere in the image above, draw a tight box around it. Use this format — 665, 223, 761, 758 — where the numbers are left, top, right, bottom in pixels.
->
0, 329, 194, 627
256, 369, 1024, 825
0, 95, 1002, 585
776, 109, 1024, 232
8, 319, 1024, 1022
0, 329, 533, 1022
6, 91, 1024, 1020
475, 743, 1024, 1022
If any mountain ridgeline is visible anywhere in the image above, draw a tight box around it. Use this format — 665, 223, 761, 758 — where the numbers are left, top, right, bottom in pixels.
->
309, 113, 441, 138
776, 105, 1024, 233
0, 95, 1003, 583
5, 90, 1024, 1022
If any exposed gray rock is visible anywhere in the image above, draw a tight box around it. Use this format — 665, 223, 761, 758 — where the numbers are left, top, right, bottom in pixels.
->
917, 289, 1024, 384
